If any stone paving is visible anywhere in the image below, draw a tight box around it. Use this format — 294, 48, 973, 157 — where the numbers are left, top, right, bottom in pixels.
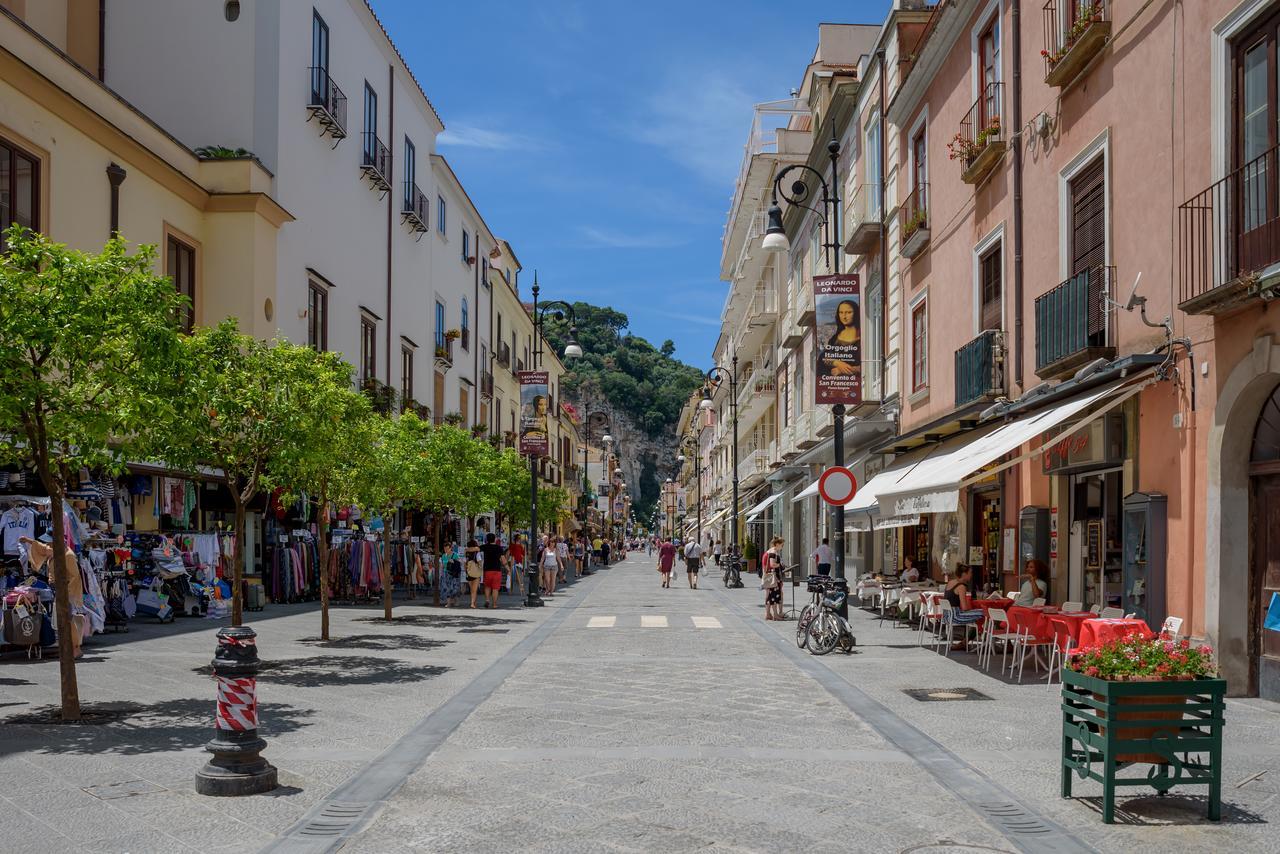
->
1, 555, 1279, 853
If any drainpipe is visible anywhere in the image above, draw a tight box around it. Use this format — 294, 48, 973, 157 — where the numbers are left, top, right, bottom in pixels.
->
386, 64, 394, 390
1012, 0, 1025, 388
474, 239, 480, 426
877, 49, 888, 402
106, 162, 126, 239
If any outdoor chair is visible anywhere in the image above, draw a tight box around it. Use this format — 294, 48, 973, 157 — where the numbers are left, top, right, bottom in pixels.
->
1100, 606, 1124, 618
1045, 618, 1074, 687
916, 595, 943, 646
980, 607, 1022, 673
1089, 604, 1103, 614
1013, 625, 1055, 683
935, 599, 983, 657
1062, 601, 1082, 612
1032, 597, 1046, 606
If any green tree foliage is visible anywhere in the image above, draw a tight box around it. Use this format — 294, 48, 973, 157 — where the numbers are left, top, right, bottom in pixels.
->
0, 228, 187, 720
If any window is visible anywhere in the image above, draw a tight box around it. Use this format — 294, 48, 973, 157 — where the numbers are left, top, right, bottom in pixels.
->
403, 137, 416, 210
462, 229, 470, 264
360, 316, 377, 383
865, 116, 882, 217
434, 301, 446, 350
481, 256, 489, 283
307, 281, 328, 350
979, 16, 1001, 125
437, 196, 447, 234
865, 276, 883, 396
809, 221, 823, 274
401, 345, 414, 403
1069, 157, 1106, 276
795, 346, 805, 419
912, 125, 928, 201
460, 298, 470, 351
911, 299, 928, 393
167, 235, 196, 332
979, 242, 1002, 331
1234, 9, 1279, 234
459, 387, 469, 426
779, 363, 790, 428
434, 371, 446, 419
311, 10, 329, 99
0, 138, 39, 251
362, 83, 377, 162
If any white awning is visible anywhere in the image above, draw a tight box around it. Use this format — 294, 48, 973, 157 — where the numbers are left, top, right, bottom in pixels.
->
745, 492, 783, 521
792, 479, 820, 502
877, 376, 1153, 517
703, 508, 728, 528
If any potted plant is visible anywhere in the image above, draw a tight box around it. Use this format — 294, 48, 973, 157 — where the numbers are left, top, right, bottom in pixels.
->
902, 208, 928, 241
1061, 631, 1226, 823
742, 539, 758, 575
443, 329, 461, 342
1042, 2, 1106, 74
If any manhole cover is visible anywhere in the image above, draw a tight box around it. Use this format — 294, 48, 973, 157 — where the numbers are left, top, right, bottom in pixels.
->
83, 780, 166, 800
458, 628, 509, 634
902, 688, 993, 702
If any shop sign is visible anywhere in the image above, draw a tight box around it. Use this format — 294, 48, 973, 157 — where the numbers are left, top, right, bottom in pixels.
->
518, 370, 550, 456
813, 274, 862, 406
1040, 414, 1125, 474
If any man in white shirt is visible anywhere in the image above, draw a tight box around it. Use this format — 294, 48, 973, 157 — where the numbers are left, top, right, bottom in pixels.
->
810, 538, 834, 576
683, 539, 704, 589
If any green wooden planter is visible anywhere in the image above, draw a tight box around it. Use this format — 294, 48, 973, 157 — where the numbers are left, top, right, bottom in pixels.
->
1061, 669, 1226, 823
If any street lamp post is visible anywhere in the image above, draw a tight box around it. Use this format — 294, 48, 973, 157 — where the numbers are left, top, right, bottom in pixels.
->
763, 136, 847, 601
699, 355, 739, 573
527, 275, 583, 608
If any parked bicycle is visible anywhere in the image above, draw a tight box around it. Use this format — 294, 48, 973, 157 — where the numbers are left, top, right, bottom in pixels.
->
722, 549, 744, 589
806, 579, 855, 655
796, 574, 835, 649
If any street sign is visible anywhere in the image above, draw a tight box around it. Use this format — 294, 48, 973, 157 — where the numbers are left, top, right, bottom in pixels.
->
818, 466, 857, 506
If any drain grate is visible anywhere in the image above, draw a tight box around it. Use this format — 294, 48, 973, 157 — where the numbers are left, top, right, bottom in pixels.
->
458, 628, 509, 634
903, 687, 993, 702
978, 802, 1054, 835
294, 802, 374, 839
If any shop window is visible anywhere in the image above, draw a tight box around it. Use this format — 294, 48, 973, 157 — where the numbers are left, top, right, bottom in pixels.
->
307, 280, 327, 350
167, 235, 196, 332
1, 138, 39, 251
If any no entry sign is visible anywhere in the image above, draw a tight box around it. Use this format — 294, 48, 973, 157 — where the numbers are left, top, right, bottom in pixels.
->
817, 466, 857, 506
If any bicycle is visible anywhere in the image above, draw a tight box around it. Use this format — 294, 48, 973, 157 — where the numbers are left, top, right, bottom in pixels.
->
722, 551, 744, 589
807, 582, 856, 655
795, 574, 834, 649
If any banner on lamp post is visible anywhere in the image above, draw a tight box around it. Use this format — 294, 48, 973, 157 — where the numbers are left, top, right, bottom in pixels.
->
518, 370, 550, 456
813, 273, 862, 407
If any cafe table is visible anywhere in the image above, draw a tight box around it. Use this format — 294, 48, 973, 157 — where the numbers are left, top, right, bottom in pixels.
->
1077, 617, 1154, 649
1008, 604, 1062, 640
1045, 611, 1095, 646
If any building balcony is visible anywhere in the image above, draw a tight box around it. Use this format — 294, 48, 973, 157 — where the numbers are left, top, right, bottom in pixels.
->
400, 397, 431, 421
736, 367, 776, 429
434, 338, 454, 370
480, 369, 494, 400
955, 82, 1005, 185
737, 448, 771, 486
496, 342, 511, 369
402, 182, 429, 233
361, 379, 395, 415
1042, 0, 1111, 88
361, 133, 391, 192
954, 329, 1006, 407
1179, 142, 1280, 315
307, 67, 347, 141
844, 182, 883, 256
900, 183, 930, 259
1035, 265, 1115, 379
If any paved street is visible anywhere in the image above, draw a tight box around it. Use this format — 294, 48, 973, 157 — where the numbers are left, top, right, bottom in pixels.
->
2, 554, 1279, 853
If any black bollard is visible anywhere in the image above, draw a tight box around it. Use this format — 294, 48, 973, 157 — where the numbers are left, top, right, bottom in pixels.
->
195, 626, 278, 796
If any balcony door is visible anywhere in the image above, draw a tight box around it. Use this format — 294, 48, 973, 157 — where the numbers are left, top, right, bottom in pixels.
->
1069, 157, 1107, 348
1234, 9, 1279, 273
311, 11, 329, 102
979, 17, 1000, 127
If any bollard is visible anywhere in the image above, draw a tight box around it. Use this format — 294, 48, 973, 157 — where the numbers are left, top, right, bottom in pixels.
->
195, 626, 278, 796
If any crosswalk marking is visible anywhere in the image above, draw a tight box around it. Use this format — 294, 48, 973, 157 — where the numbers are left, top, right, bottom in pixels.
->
586, 615, 721, 629
640, 615, 668, 628
587, 616, 616, 628
691, 616, 722, 629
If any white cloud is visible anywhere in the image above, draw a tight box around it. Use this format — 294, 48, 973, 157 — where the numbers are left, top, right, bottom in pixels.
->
438, 123, 550, 152
577, 226, 689, 250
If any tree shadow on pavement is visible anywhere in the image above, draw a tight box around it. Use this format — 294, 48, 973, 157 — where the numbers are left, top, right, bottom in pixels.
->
356, 613, 527, 629
1078, 794, 1267, 825
193, 654, 451, 687
0, 697, 315, 757
296, 633, 454, 652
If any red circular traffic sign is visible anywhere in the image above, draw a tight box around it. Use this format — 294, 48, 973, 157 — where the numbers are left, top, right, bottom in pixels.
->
817, 466, 857, 506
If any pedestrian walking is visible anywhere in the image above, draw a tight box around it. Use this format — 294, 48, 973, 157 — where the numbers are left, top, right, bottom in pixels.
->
573, 536, 585, 576
810, 538, 834, 576
762, 536, 785, 620
683, 538, 704, 589
647, 536, 654, 556
712, 539, 723, 566
592, 535, 603, 565
439, 540, 462, 607
480, 533, 507, 610
601, 538, 611, 566
557, 536, 570, 583
464, 538, 482, 609
509, 534, 526, 594
540, 535, 564, 595
657, 538, 676, 588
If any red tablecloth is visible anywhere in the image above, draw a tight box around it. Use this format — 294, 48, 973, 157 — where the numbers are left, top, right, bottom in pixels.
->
1008, 605, 1058, 639
971, 597, 1015, 612
1046, 612, 1094, 644
1077, 618, 1154, 648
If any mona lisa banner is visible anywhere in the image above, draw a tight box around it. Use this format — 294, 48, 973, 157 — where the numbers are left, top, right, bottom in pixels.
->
518, 370, 550, 456
814, 273, 862, 406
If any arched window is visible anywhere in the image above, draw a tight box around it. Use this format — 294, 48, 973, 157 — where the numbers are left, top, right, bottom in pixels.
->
460, 298, 470, 351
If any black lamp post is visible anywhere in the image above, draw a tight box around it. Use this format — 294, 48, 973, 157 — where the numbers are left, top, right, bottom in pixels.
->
763, 136, 847, 599
699, 355, 739, 568
527, 275, 583, 607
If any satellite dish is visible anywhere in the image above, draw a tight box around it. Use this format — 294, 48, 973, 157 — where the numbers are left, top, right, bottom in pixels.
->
1123, 271, 1144, 311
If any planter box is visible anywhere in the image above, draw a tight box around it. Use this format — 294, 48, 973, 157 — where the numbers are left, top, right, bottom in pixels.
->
961, 140, 1006, 185
1061, 669, 1226, 823
1045, 21, 1112, 88
901, 226, 931, 259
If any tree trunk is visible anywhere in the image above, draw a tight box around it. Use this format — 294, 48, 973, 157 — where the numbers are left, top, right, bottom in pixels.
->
381, 519, 392, 621
232, 493, 246, 627
318, 497, 330, 641
431, 511, 440, 607
45, 481, 81, 721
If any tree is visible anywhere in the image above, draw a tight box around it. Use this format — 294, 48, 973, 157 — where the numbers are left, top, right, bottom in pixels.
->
660, 339, 676, 357
163, 321, 335, 626
0, 228, 186, 720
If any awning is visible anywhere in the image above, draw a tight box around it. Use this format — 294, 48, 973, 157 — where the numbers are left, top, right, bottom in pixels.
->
843, 452, 930, 530
792, 478, 820, 502
745, 492, 783, 522
702, 508, 728, 528
876, 376, 1153, 517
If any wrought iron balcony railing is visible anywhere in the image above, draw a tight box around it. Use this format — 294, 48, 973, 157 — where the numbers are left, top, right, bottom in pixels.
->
955, 329, 1005, 407
307, 67, 347, 139
361, 132, 391, 192
1042, 0, 1111, 87
402, 181, 428, 232
955, 82, 1004, 184
1035, 265, 1115, 378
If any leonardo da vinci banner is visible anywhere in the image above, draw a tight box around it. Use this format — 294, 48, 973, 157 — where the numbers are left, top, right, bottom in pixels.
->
813, 273, 862, 406
518, 370, 550, 456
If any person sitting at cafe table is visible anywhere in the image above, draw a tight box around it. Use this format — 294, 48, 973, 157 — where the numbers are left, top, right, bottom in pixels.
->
899, 556, 920, 583
944, 565, 985, 651
1013, 558, 1048, 607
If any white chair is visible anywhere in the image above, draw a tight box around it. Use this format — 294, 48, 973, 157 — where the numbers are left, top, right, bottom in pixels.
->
1062, 601, 1083, 613
1045, 619, 1074, 686
1089, 604, 1103, 614
981, 608, 1022, 673
1100, 606, 1124, 618
1013, 625, 1055, 683
1006, 590, 1020, 600
936, 600, 983, 657
917, 594, 944, 646
1161, 616, 1184, 641
1124, 612, 1136, 619
1032, 597, 1046, 607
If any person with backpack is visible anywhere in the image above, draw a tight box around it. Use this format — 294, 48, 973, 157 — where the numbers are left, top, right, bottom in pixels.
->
464, 538, 482, 608
439, 540, 462, 607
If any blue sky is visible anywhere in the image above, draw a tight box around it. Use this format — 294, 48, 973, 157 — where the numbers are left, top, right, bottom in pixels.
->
373, 1, 890, 369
